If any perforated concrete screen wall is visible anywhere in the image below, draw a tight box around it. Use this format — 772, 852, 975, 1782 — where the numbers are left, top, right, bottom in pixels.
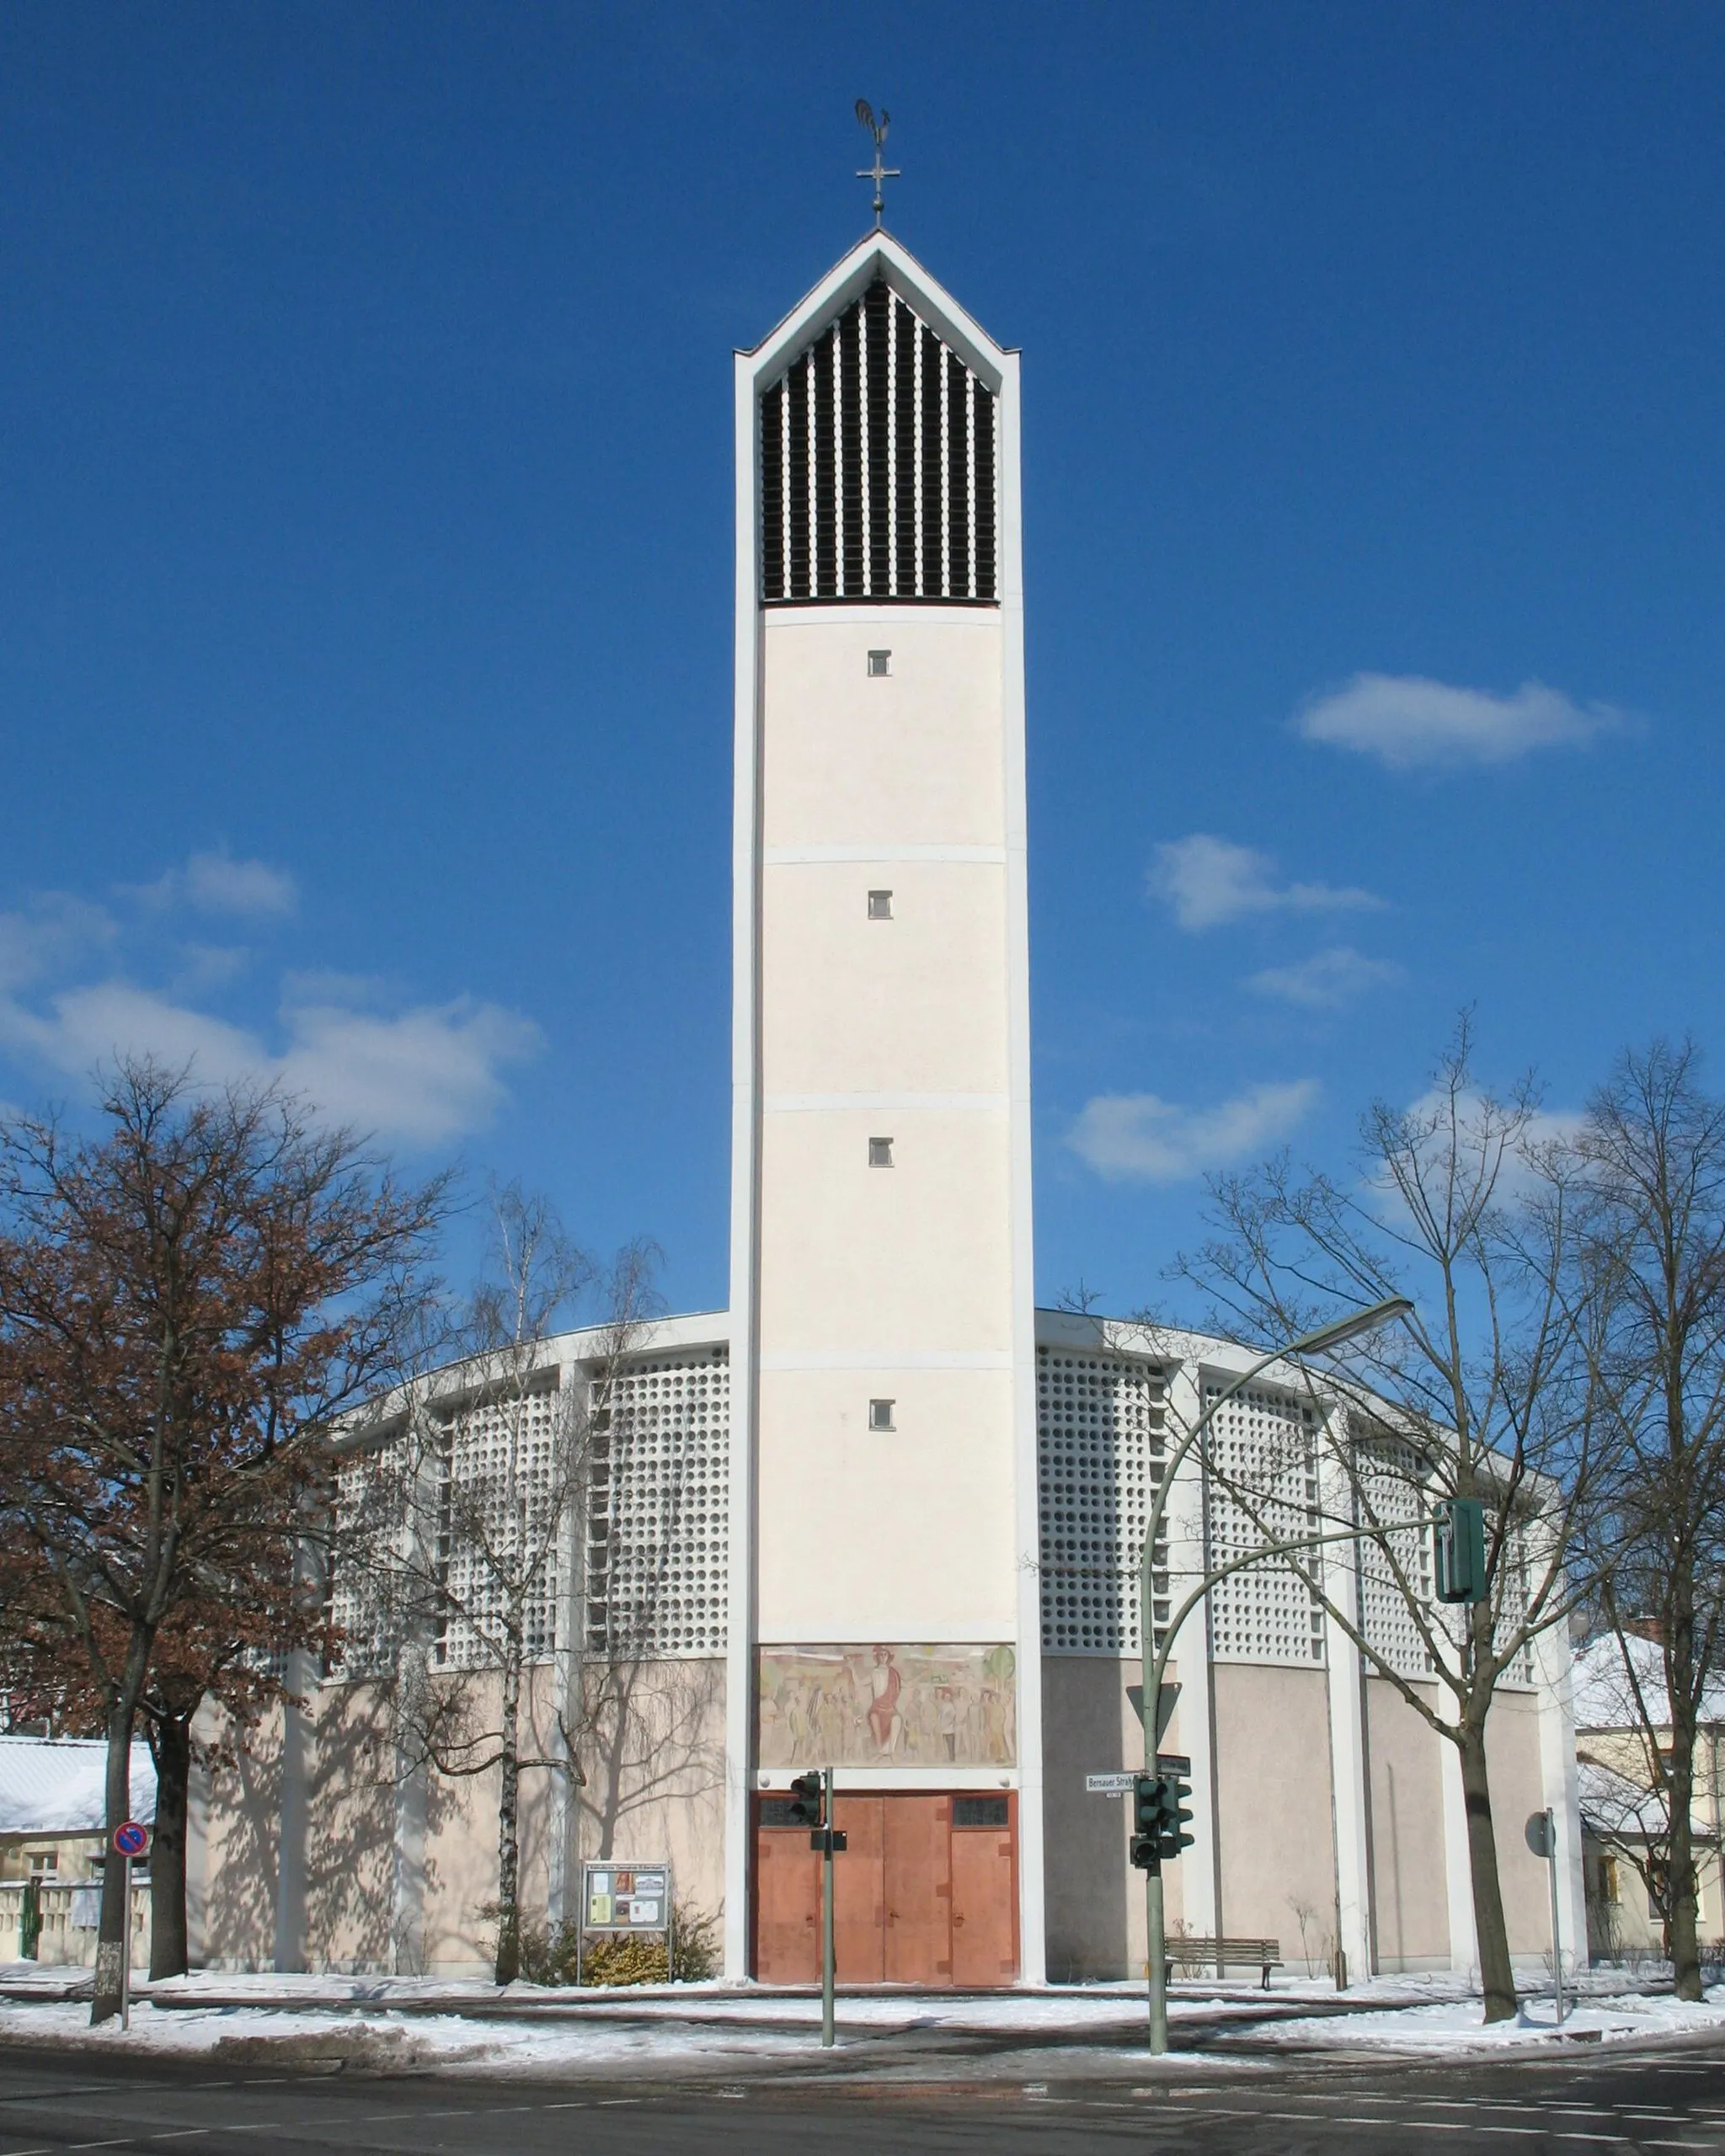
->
585, 1349, 730, 1659
1202, 1381, 1327, 1667
432, 1386, 564, 1669
1037, 1349, 1167, 1656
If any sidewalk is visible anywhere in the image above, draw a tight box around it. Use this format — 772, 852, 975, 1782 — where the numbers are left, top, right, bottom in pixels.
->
3, 1966, 1722, 2083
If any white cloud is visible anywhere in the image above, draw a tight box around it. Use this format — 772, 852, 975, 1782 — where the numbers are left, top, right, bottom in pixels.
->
1246, 946, 1404, 1009
1066, 1079, 1320, 1184
0, 981, 261, 1080
1151, 834, 1384, 932
1296, 673, 1621, 770
132, 849, 298, 919
0, 963, 539, 1150
0, 896, 115, 994
277, 992, 542, 1146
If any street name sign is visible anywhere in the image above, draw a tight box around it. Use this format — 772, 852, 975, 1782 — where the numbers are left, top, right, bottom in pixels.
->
1087, 1754, 1193, 1798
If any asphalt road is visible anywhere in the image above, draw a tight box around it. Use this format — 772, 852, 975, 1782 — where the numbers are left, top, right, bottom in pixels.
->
4, 2039, 1725, 2154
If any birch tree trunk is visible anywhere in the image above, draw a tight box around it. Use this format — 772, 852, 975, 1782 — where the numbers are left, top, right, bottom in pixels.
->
494, 1640, 522, 1985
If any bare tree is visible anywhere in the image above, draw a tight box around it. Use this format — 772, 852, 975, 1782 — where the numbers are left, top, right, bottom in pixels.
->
573, 1265, 726, 1873
1572, 1040, 1725, 1999
0, 1059, 446, 2020
1173, 1021, 1600, 2021
348, 1189, 661, 1983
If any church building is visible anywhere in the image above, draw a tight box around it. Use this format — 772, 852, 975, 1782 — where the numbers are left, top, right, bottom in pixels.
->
193, 228, 1587, 1990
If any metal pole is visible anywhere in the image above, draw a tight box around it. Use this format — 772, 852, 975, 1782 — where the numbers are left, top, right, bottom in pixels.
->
1134, 1302, 1413, 2058
1142, 1493, 1169, 2057
119, 1854, 131, 2031
1546, 1810, 1565, 2024
820, 1765, 836, 2048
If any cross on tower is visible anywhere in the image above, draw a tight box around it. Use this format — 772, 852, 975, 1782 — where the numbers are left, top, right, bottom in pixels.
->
854, 100, 900, 227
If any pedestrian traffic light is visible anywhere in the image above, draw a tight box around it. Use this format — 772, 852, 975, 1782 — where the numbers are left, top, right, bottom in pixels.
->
786, 1773, 825, 1828
1434, 1497, 1487, 1605
1130, 1773, 1162, 1870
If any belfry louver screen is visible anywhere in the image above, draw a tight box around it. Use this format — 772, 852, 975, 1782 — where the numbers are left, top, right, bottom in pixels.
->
760, 279, 998, 605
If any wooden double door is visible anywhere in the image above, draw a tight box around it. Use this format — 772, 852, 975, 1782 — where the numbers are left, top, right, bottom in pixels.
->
754, 1791, 1017, 1987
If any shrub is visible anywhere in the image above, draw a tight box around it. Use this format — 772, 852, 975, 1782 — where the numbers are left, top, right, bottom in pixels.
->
478, 1897, 718, 1987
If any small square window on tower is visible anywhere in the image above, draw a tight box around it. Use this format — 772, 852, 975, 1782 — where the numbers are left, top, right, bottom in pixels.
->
868, 1397, 896, 1432
867, 648, 892, 677
868, 1136, 894, 1167
867, 889, 893, 920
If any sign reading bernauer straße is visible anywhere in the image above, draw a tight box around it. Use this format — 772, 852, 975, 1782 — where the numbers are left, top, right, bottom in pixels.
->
1087, 1754, 1192, 1796
583, 1862, 670, 1931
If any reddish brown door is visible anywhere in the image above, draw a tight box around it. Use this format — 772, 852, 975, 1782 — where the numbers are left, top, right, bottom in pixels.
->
950, 1812, 1017, 1985
754, 1790, 1017, 1988
884, 1795, 953, 1983
832, 1796, 885, 1983
754, 1813, 820, 1983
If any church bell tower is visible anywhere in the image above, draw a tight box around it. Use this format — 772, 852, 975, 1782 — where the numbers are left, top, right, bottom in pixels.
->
726, 230, 1041, 1982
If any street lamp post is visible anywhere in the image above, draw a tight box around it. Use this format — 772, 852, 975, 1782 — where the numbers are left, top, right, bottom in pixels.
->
1139, 1295, 1413, 2056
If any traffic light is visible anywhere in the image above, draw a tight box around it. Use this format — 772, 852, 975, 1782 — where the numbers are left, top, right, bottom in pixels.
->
786, 1773, 825, 1828
1434, 1497, 1487, 1605
1130, 1774, 1196, 1869
1130, 1774, 1162, 1871
1158, 1777, 1194, 1863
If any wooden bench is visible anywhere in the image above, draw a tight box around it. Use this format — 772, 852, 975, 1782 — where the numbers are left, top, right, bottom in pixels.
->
1162, 1935, 1282, 1988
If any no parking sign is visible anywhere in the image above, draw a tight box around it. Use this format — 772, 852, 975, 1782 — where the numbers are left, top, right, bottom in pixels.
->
113, 1820, 148, 1858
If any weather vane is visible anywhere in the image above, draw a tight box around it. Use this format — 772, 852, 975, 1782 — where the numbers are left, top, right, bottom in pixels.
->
855, 100, 900, 227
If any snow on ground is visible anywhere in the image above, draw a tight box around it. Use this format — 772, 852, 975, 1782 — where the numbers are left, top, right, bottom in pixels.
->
1, 1964, 1721, 2074
1240, 1985, 1725, 2053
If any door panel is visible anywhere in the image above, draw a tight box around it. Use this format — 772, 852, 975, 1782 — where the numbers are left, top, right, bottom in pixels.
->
884, 1795, 952, 1983
832, 1796, 885, 1984
950, 1823, 1017, 1985
755, 1821, 820, 1983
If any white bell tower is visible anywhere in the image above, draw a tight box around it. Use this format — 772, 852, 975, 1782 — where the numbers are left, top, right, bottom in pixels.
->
725, 231, 1041, 1981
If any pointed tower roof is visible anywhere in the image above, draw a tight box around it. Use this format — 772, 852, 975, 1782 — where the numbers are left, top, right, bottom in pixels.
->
742, 228, 1013, 392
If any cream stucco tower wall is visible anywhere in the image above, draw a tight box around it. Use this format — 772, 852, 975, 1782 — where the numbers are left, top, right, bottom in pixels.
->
725, 232, 1043, 1979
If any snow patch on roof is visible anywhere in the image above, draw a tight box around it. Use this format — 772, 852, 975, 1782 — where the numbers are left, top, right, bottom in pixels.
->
1571, 1631, 1725, 1732
0, 1737, 155, 1836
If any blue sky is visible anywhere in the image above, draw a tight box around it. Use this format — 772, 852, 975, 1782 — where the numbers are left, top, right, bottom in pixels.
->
3, 3, 1722, 1321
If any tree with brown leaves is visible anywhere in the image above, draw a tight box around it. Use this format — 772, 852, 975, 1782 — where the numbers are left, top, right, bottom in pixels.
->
0, 1059, 447, 2022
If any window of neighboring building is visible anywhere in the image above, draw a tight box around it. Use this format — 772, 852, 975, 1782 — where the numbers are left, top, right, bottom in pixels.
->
868, 1398, 895, 1432
868, 889, 893, 920
868, 1137, 894, 1167
867, 649, 892, 677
